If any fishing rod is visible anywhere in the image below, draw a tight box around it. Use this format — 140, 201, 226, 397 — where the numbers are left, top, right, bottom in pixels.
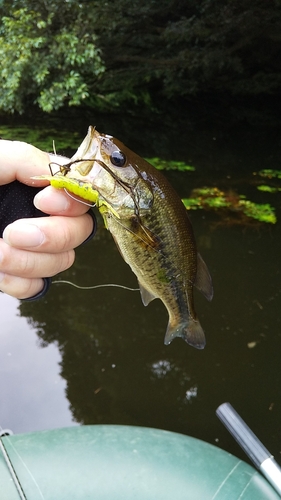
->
216, 402, 281, 497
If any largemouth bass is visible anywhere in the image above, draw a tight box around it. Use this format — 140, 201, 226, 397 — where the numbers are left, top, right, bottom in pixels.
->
40, 127, 213, 348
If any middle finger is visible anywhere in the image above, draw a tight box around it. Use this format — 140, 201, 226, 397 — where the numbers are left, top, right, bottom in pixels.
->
3, 212, 94, 253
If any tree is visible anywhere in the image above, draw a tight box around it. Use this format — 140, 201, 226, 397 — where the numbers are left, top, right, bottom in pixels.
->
0, 2, 104, 112
0, 0, 281, 114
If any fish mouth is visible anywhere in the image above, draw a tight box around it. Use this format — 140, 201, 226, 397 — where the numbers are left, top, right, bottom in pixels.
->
69, 126, 101, 177
63, 126, 109, 185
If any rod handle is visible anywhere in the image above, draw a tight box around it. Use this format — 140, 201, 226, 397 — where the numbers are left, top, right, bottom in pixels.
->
216, 402, 270, 468
216, 402, 281, 496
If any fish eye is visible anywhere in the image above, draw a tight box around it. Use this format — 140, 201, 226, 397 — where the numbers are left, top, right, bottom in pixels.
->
110, 150, 126, 167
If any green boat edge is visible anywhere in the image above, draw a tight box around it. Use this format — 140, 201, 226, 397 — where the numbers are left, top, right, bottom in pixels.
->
0, 425, 279, 499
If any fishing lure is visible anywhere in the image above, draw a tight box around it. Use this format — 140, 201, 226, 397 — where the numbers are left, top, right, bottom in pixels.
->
33, 163, 120, 221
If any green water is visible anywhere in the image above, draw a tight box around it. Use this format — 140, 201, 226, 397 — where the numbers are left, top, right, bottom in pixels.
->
0, 117, 280, 466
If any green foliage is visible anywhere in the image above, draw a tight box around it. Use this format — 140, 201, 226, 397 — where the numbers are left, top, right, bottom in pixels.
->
182, 187, 277, 224
1, 0, 281, 114
0, 6, 104, 113
146, 157, 195, 172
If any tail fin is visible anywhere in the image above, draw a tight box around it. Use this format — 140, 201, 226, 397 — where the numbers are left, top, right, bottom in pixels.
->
164, 318, 206, 349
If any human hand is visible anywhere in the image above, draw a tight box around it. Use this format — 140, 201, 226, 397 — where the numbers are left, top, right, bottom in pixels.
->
0, 140, 95, 299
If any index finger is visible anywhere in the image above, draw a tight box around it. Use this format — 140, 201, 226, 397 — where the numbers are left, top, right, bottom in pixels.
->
0, 140, 70, 186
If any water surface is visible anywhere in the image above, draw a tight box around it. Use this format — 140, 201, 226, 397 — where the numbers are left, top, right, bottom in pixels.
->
0, 121, 280, 466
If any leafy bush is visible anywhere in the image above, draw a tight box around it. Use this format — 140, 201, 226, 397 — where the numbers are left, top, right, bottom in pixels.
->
1, 0, 281, 113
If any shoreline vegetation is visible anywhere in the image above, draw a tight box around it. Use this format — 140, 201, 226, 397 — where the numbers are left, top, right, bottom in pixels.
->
0, 1, 280, 126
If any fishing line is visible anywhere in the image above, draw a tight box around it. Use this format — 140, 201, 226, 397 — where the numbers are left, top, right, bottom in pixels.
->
52, 280, 140, 291
0, 424, 45, 500
63, 188, 95, 207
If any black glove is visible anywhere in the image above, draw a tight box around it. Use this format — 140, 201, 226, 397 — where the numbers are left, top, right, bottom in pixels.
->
0, 180, 47, 237
0, 180, 52, 300
0, 180, 97, 300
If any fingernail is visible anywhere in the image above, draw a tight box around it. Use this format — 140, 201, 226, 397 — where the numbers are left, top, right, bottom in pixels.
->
4, 222, 45, 247
34, 188, 70, 212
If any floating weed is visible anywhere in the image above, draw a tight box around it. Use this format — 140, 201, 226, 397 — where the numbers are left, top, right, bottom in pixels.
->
0, 125, 79, 152
182, 187, 231, 211
257, 185, 281, 193
255, 169, 281, 180
146, 157, 195, 172
253, 169, 281, 198
239, 200, 277, 224
182, 187, 277, 224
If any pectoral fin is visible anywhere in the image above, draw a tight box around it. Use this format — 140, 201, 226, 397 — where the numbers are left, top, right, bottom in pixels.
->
194, 253, 213, 301
131, 220, 160, 250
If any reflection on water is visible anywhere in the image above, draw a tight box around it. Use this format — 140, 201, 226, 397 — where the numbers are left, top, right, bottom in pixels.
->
151, 360, 173, 378
1, 123, 281, 465
0, 294, 75, 433
185, 386, 198, 403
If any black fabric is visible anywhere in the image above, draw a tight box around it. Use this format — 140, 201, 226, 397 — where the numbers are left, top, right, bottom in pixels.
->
0, 180, 97, 300
0, 180, 47, 237
0, 181, 49, 300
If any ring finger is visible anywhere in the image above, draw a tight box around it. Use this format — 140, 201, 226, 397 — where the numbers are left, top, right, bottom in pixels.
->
0, 241, 75, 278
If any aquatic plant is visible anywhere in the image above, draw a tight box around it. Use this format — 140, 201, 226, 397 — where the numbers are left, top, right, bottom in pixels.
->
147, 157, 195, 172
182, 187, 277, 224
256, 169, 281, 180
239, 200, 276, 224
257, 185, 281, 193
254, 169, 281, 197
0, 125, 80, 152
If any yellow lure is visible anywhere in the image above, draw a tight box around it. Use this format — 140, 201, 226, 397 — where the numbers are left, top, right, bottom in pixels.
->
49, 176, 100, 203
32, 174, 120, 220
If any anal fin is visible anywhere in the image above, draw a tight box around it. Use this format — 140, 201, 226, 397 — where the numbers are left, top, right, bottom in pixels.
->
138, 280, 157, 306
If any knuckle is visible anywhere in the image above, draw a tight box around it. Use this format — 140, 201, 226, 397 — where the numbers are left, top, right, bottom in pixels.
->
0, 244, 33, 277
18, 279, 40, 299
61, 250, 75, 271
50, 223, 73, 252
48, 250, 75, 276
16, 251, 37, 278
61, 226, 73, 251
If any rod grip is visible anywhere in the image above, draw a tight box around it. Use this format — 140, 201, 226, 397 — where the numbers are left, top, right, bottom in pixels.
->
216, 402, 271, 468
